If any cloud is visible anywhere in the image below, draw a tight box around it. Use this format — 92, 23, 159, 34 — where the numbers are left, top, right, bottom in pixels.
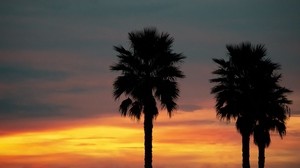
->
0, 64, 68, 83
0, 48, 116, 132
0, 97, 66, 119
179, 104, 202, 112
0, 63, 70, 121
156, 119, 216, 127
292, 110, 300, 116
0, 1, 176, 52
76, 143, 96, 146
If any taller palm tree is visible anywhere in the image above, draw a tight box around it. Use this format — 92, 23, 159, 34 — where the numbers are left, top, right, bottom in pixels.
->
211, 42, 274, 168
110, 27, 185, 168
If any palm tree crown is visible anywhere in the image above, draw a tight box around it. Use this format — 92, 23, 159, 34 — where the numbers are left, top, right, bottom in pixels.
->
111, 28, 185, 118
250, 47, 292, 168
211, 43, 271, 121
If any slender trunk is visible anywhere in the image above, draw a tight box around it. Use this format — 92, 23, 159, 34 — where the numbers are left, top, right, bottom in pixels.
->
258, 145, 265, 168
242, 133, 250, 168
144, 111, 153, 168
143, 82, 156, 168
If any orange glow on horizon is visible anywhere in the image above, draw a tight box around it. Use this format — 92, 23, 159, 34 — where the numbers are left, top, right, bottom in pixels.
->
0, 109, 299, 168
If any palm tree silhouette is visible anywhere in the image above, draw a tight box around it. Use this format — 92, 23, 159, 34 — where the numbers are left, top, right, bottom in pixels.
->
254, 113, 290, 168
110, 27, 185, 168
211, 43, 256, 168
249, 51, 292, 168
211, 42, 292, 168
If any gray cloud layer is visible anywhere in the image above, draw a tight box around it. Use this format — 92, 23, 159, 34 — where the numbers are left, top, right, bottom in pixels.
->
0, 0, 299, 132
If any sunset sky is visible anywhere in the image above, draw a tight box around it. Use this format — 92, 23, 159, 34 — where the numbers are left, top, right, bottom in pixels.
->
0, 0, 300, 168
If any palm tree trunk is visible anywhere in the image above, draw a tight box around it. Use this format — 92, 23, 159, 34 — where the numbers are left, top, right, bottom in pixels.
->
258, 145, 265, 168
242, 133, 250, 168
144, 112, 153, 168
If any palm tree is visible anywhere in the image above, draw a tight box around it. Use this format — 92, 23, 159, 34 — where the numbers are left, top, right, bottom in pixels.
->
211, 42, 273, 168
251, 56, 292, 168
110, 27, 185, 168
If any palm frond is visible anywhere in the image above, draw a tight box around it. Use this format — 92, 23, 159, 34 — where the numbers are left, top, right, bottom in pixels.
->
129, 101, 143, 120
154, 79, 179, 115
155, 66, 185, 80
212, 58, 228, 67
119, 98, 143, 120
113, 45, 132, 56
119, 98, 132, 116
113, 75, 139, 99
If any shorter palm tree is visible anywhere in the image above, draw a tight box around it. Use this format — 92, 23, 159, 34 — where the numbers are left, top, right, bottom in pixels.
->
252, 67, 292, 168
254, 116, 290, 168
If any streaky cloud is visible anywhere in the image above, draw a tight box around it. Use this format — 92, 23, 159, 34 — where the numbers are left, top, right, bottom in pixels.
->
0, 64, 68, 83
179, 104, 202, 112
